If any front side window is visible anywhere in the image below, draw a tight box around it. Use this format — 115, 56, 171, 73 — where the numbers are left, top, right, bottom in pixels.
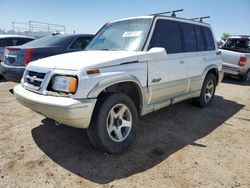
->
182, 23, 197, 52
148, 19, 182, 54
86, 19, 152, 51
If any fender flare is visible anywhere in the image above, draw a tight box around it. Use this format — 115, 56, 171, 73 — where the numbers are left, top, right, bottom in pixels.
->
87, 74, 145, 101
202, 64, 219, 81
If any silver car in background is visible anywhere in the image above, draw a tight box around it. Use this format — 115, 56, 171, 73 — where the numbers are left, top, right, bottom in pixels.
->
220, 35, 250, 82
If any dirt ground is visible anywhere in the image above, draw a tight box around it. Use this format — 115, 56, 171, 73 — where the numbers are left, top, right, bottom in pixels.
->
0, 77, 250, 188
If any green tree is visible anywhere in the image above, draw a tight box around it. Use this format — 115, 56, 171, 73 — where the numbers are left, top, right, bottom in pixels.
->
221, 33, 230, 41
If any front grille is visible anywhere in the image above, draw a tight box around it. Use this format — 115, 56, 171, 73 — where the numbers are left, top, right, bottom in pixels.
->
28, 71, 46, 79
24, 70, 47, 89
26, 78, 42, 87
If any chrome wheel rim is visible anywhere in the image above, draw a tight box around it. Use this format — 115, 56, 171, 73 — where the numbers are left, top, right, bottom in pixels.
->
204, 80, 214, 103
106, 104, 132, 142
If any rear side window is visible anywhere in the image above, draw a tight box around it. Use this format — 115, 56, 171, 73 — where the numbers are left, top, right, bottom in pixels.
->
149, 19, 182, 54
194, 26, 205, 51
202, 27, 215, 50
181, 23, 197, 52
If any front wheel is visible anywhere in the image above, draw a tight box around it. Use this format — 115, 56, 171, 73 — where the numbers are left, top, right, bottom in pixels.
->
87, 93, 138, 154
193, 73, 216, 107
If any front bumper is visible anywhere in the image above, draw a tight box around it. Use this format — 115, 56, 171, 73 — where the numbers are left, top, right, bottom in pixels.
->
0, 62, 25, 83
14, 84, 97, 129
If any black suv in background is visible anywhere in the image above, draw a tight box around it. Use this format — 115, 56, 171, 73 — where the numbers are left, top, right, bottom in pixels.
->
0, 34, 93, 82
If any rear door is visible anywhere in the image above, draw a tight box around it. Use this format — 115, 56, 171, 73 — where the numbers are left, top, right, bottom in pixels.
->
147, 19, 188, 104
186, 25, 218, 92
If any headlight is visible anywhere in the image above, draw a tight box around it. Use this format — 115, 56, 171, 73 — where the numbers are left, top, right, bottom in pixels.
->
52, 75, 78, 94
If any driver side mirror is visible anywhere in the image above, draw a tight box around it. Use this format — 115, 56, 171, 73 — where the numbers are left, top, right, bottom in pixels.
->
147, 47, 167, 61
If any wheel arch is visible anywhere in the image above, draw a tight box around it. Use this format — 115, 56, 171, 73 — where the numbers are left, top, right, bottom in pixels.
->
87, 75, 144, 115
202, 64, 220, 85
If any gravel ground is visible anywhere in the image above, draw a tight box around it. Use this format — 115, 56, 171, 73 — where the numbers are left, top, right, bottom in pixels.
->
0, 77, 250, 188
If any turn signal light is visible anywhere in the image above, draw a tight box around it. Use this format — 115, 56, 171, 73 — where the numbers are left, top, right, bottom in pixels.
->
68, 77, 78, 93
87, 69, 100, 75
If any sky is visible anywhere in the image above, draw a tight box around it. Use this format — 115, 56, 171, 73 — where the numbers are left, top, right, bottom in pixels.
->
1, 0, 250, 39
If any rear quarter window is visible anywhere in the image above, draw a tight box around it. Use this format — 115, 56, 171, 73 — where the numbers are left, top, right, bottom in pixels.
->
202, 27, 215, 51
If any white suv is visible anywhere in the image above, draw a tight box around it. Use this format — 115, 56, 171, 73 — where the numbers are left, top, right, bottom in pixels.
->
14, 13, 223, 153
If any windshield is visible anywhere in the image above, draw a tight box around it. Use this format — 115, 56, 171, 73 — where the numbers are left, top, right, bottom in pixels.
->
221, 38, 250, 53
86, 18, 152, 51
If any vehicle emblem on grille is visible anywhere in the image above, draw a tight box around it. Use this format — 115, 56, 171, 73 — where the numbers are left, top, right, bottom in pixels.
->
30, 76, 37, 83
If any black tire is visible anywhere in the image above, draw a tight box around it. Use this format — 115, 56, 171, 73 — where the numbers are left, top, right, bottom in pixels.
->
87, 92, 138, 154
246, 69, 250, 83
240, 69, 250, 83
193, 73, 216, 108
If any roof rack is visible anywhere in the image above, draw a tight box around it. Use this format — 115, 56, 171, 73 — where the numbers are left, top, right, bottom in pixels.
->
150, 9, 184, 17
190, 16, 210, 22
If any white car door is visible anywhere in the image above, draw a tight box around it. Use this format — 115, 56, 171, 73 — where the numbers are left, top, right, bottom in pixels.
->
146, 18, 188, 104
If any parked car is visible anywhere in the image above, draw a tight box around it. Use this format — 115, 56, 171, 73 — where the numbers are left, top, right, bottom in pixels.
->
0, 34, 35, 62
0, 34, 93, 82
14, 13, 223, 153
220, 35, 250, 82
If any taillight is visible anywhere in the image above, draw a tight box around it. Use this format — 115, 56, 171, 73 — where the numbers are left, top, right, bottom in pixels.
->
24, 48, 34, 66
238, 56, 247, 67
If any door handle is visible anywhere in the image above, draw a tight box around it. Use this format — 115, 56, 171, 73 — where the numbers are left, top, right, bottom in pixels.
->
216, 51, 221, 55
152, 78, 162, 83
179, 60, 185, 64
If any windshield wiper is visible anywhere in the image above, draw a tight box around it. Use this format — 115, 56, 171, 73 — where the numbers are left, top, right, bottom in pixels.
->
98, 48, 110, 51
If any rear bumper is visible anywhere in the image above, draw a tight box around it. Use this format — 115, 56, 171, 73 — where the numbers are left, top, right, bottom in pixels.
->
14, 84, 97, 129
222, 62, 248, 76
0, 62, 24, 82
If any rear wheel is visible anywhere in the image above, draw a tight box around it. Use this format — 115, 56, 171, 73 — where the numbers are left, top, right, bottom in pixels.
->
87, 92, 138, 154
242, 69, 250, 83
193, 73, 216, 107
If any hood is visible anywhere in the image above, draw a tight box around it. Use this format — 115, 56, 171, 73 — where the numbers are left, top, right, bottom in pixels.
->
28, 50, 147, 71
